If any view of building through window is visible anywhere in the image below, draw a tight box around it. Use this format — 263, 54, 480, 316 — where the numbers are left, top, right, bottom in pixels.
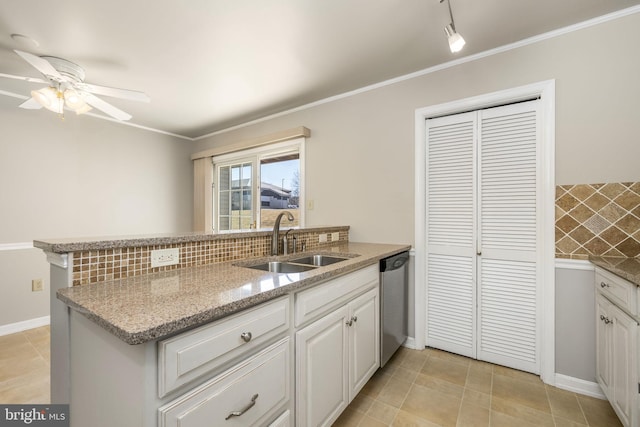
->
260, 155, 300, 228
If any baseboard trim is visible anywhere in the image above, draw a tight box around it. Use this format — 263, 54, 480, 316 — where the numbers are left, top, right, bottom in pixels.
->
555, 373, 606, 399
402, 336, 419, 350
0, 316, 50, 336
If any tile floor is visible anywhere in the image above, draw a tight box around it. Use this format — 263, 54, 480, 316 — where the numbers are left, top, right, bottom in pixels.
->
0, 326, 50, 404
0, 327, 623, 427
334, 346, 622, 427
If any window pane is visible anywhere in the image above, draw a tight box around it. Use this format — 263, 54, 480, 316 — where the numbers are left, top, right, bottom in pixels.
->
260, 155, 300, 228
218, 161, 253, 231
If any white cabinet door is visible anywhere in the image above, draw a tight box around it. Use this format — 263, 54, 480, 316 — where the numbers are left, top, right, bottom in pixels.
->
611, 304, 637, 427
296, 306, 349, 427
596, 294, 613, 399
349, 288, 380, 400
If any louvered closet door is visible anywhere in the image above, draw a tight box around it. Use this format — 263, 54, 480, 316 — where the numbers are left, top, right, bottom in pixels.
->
425, 112, 477, 358
477, 100, 541, 374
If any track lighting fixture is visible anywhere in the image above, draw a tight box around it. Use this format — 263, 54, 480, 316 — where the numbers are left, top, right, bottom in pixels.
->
441, 0, 465, 53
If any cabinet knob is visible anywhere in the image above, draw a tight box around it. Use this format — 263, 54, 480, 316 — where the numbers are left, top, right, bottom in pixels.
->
346, 316, 358, 326
225, 393, 259, 420
240, 332, 252, 343
600, 282, 610, 288
352, 316, 358, 323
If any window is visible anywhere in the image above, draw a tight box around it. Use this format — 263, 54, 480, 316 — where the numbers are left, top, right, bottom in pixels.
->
211, 139, 304, 231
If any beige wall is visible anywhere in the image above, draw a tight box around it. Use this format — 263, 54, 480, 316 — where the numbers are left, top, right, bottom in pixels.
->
193, 12, 640, 246
0, 103, 193, 327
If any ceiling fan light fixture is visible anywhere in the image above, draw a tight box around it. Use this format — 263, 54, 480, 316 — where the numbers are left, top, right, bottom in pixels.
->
31, 86, 63, 113
63, 88, 91, 114
444, 24, 465, 53
73, 103, 92, 115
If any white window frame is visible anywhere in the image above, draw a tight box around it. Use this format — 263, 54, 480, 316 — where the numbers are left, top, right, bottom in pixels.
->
212, 138, 306, 231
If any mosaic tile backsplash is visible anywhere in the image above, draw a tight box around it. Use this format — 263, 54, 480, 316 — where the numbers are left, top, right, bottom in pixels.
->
72, 228, 349, 286
556, 182, 640, 259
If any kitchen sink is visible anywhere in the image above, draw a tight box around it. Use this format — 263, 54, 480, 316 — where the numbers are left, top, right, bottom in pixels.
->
289, 255, 350, 267
245, 261, 317, 273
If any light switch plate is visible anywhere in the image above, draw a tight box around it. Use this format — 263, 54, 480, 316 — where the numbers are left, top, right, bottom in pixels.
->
151, 248, 180, 268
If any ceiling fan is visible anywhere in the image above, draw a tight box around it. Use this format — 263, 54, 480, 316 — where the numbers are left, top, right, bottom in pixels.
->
0, 49, 149, 121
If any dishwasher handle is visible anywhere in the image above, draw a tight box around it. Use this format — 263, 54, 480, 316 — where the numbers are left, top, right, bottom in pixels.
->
380, 252, 410, 272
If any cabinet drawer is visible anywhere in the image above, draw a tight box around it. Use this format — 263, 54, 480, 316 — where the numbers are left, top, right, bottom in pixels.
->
158, 296, 290, 397
595, 268, 639, 317
295, 265, 378, 327
159, 337, 291, 427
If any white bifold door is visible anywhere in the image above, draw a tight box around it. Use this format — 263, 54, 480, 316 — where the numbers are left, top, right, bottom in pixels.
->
425, 100, 541, 374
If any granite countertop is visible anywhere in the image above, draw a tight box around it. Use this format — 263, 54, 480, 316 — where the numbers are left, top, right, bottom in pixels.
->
57, 242, 411, 345
589, 256, 640, 287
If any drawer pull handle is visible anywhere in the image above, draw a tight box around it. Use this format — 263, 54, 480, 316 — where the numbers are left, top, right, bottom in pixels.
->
240, 332, 252, 343
225, 393, 258, 420
600, 282, 610, 288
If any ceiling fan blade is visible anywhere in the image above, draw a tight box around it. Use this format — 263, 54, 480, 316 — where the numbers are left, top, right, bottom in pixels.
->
14, 50, 63, 80
82, 93, 132, 121
77, 82, 150, 103
0, 72, 48, 84
19, 97, 44, 110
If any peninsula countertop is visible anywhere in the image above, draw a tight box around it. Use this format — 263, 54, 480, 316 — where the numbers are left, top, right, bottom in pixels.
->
56, 242, 411, 345
590, 255, 640, 287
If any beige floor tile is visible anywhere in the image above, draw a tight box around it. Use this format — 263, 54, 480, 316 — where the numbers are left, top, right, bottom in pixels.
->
360, 415, 389, 427
492, 364, 540, 384
576, 394, 623, 427
552, 415, 588, 426
545, 386, 587, 424
377, 377, 413, 408
421, 356, 469, 387
333, 407, 365, 427
0, 369, 50, 404
392, 366, 419, 384
457, 401, 490, 427
462, 388, 490, 409
414, 372, 465, 399
465, 366, 492, 394
399, 351, 429, 372
490, 396, 554, 427
360, 371, 392, 399
392, 409, 442, 427
428, 348, 472, 366
367, 400, 399, 424
401, 384, 461, 427
0, 354, 48, 382
491, 373, 550, 413
349, 393, 375, 414
489, 410, 547, 427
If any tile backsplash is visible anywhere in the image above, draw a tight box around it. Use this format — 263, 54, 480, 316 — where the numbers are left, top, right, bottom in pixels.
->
71, 227, 349, 286
556, 182, 640, 259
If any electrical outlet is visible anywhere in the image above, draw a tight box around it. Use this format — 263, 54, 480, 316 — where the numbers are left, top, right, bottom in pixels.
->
318, 233, 327, 243
151, 248, 180, 268
32, 279, 43, 292
331, 232, 340, 241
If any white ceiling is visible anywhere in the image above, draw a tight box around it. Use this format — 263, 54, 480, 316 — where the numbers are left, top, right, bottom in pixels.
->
1, 0, 639, 139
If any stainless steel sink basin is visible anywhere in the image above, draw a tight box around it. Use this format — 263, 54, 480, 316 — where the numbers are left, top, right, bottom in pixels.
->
289, 255, 350, 267
245, 261, 317, 273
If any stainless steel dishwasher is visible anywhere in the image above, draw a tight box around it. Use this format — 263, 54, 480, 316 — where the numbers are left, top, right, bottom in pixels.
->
380, 251, 410, 367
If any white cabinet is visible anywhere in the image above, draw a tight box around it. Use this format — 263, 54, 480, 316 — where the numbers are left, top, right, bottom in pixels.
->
296, 267, 380, 426
159, 337, 291, 427
595, 267, 639, 427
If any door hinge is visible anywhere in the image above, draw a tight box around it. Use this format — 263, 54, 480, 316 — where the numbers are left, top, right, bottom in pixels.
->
638, 383, 640, 394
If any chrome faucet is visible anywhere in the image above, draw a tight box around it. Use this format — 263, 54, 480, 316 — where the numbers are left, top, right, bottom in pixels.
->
271, 211, 294, 255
